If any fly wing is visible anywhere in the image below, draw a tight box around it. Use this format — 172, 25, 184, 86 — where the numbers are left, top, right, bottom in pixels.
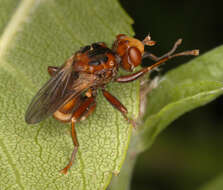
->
25, 61, 96, 124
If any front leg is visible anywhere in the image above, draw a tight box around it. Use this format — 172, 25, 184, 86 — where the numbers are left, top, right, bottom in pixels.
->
102, 89, 136, 128
116, 49, 199, 83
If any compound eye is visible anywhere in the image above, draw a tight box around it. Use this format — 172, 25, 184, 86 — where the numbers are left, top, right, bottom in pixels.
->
121, 47, 142, 72
128, 47, 142, 67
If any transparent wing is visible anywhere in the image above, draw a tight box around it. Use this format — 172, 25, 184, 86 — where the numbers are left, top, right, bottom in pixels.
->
25, 63, 96, 124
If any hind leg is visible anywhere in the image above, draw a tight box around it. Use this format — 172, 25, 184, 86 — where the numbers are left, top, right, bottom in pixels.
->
60, 97, 96, 174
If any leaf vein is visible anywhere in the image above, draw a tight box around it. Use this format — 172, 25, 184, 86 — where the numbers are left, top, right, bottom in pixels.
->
78, 150, 87, 189
0, 138, 24, 190
0, 0, 38, 61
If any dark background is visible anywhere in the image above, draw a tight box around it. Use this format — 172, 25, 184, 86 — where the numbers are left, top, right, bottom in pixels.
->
120, 0, 223, 190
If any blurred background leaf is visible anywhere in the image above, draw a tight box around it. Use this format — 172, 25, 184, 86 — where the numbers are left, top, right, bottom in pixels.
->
137, 45, 223, 153
119, 0, 223, 189
198, 174, 223, 190
109, 45, 223, 190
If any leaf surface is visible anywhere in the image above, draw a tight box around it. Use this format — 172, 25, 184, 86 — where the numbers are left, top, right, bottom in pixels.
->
0, 0, 138, 189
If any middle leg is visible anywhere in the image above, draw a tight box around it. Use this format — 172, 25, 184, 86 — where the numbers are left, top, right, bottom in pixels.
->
102, 89, 136, 128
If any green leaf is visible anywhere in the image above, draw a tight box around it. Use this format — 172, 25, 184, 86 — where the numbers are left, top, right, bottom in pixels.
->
0, 0, 19, 35
198, 174, 223, 190
0, 0, 138, 189
136, 45, 223, 152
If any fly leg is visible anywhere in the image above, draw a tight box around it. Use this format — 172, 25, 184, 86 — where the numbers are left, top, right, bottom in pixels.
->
48, 66, 59, 77
116, 49, 199, 83
80, 102, 96, 121
60, 118, 79, 174
60, 96, 96, 174
102, 89, 136, 128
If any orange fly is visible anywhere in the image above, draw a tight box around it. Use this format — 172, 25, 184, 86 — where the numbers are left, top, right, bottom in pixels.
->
25, 34, 199, 174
